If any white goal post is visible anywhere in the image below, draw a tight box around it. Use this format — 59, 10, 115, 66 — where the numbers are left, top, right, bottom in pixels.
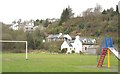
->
0, 40, 28, 60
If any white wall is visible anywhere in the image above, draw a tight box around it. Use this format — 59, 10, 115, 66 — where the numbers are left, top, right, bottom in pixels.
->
61, 41, 70, 50
73, 36, 82, 53
82, 45, 89, 52
61, 41, 73, 53
9, 24, 19, 30
83, 45, 97, 54
24, 25, 34, 32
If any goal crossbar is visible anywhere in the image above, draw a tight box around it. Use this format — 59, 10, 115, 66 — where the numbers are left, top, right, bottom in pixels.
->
0, 40, 28, 60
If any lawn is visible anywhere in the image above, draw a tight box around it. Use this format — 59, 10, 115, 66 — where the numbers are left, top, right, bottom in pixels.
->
2, 52, 119, 72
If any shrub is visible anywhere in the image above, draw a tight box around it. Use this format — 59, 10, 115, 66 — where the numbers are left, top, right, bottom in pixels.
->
61, 48, 67, 53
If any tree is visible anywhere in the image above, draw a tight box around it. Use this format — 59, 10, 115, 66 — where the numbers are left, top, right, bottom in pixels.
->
67, 6, 74, 18
17, 19, 22, 25
82, 8, 93, 17
29, 19, 34, 23
116, 5, 119, 14
23, 21, 27, 25
59, 6, 74, 25
102, 9, 107, 14
12, 20, 16, 24
34, 19, 39, 26
36, 19, 39, 22
94, 4, 102, 15
26, 28, 46, 50
44, 19, 49, 27
26, 32, 34, 49
40, 19, 43, 23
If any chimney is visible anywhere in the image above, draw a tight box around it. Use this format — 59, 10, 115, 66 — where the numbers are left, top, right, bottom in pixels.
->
75, 35, 80, 39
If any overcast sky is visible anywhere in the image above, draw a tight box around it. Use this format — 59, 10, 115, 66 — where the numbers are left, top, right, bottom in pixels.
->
0, 0, 119, 24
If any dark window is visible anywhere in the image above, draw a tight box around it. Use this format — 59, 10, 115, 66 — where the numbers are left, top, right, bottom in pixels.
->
84, 40, 87, 43
85, 47, 87, 50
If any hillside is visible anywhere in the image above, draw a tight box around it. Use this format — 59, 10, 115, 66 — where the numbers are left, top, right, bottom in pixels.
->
44, 9, 118, 45
1, 6, 119, 52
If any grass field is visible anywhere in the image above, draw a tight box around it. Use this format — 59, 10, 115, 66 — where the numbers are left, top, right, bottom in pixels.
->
2, 53, 119, 72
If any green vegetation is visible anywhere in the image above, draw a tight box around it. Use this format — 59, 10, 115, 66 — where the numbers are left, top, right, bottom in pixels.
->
1, 4, 119, 52
2, 53, 118, 72
59, 6, 74, 25
0, 53, 2, 73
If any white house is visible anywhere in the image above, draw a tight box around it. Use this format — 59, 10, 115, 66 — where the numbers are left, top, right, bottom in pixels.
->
48, 18, 58, 22
61, 35, 97, 54
61, 40, 74, 54
72, 36, 82, 53
81, 38, 96, 53
47, 33, 62, 42
9, 23, 19, 30
24, 25, 34, 32
61, 36, 82, 54
47, 33, 72, 42
9, 20, 39, 32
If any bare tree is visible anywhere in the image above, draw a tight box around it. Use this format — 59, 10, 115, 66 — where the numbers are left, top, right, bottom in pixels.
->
94, 3, 102, 15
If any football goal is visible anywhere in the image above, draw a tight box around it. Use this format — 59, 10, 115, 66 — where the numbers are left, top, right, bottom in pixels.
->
0, 40, 28, 60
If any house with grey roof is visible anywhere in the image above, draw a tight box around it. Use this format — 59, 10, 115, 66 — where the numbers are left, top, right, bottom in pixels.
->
61, 35, 97, 54
47, 33, 72, 42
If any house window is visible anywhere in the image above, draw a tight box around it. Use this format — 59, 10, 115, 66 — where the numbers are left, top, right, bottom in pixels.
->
85, 47, 87, 51
83, 39, 87, 43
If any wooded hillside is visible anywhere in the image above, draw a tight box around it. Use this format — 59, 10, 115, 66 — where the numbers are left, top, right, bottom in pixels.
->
1, 4, 119, 52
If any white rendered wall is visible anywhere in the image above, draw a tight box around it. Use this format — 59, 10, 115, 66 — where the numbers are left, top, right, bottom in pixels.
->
73, 36, 82, 53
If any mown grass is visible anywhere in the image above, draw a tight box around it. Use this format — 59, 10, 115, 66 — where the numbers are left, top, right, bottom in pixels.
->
2, 53, 119, 72
0, 53, 2, 73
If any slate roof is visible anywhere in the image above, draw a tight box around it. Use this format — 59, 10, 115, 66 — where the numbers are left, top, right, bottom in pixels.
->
65, 38, 96, 47
47, 34, 59, 39
47, 34, 68, 39
79, 38, 96, 45
66, 40, 74, 47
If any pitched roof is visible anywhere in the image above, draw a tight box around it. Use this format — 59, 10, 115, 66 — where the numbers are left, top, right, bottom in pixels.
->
47, 34, 59, 39
66, 40, 74, 47
47, 34, 70, 39
79, 38, 96, 45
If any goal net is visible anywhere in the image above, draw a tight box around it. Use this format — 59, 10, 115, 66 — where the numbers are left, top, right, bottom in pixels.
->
0, 40, 28, 60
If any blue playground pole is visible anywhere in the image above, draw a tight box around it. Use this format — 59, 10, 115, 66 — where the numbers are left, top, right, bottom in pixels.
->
102, 37, 106, 48
109, 37, 113, 47
105, 37, 108, 48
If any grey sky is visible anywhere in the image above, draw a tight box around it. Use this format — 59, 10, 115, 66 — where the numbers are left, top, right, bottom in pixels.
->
0, 0, 119, 24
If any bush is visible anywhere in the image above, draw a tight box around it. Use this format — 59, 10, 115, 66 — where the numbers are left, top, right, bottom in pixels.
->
44, 41, 62, 53
71, 50, 75, 53
12, 49, 25, 53
94, 30, 102, 37
61, 48, 67, 53
78, 23, 85, 29
48, 44, 59, 52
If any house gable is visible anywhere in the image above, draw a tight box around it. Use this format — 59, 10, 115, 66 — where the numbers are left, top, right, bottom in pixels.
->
61, 40, 71, 50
